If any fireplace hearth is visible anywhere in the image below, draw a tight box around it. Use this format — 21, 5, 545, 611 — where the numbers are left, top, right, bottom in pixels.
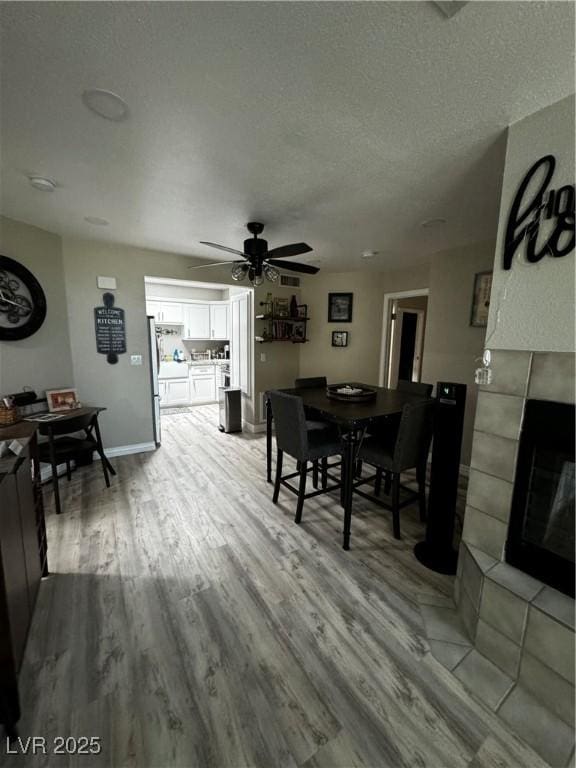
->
506, 399, 575, 597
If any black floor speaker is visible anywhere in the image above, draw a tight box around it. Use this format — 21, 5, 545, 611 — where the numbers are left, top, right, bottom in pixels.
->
414, 382, 467, 575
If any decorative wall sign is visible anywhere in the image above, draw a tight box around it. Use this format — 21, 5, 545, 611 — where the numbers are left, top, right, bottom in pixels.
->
470, 271, 493, 327
328, 292, 353, 322
94, 292, 126, 364
503, 154, 575, 270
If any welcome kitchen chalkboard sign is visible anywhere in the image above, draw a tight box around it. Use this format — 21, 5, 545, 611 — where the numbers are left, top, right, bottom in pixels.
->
94, 292, 126, 364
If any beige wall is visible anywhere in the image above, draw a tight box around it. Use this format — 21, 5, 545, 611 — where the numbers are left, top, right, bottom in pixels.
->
0, 216, 74, 397
60, 236, 301, 447
299, 264, 430, 385
421, 240, 495, 465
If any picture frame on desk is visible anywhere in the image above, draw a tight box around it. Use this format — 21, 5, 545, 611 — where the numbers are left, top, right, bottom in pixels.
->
45, 388, 80, 412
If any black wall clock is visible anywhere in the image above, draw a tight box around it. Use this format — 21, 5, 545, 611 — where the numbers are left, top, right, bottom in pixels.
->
0, 255, 47, 340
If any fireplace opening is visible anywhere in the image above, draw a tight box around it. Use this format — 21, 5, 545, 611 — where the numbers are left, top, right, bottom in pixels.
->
506, 399, 575, 598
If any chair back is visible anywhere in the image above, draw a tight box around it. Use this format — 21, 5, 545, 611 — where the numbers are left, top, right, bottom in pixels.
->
294, 376, 327, 389
396, 379, 433, 398
392, 399, 434, 472
269, 391, 309, 461
39, 411, 95, 437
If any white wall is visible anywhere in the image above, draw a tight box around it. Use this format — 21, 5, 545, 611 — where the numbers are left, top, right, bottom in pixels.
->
487, 94, 575, 352
0, 216, 74, 397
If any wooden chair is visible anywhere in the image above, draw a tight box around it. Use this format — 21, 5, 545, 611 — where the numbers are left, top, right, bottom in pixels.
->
38, 411, 115, 515
354, 399, 434, 539
269, 391, 342, 525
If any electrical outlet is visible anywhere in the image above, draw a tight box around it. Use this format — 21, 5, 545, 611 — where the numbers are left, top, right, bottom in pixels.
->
130, 354, 143, 366
260, 353, 267, 363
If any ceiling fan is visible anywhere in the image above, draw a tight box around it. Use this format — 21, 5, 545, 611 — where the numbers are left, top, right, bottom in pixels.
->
188, 222, 319, 285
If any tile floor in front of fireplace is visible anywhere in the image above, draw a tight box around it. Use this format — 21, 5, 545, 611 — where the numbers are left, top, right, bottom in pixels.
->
3, 406, 562, 768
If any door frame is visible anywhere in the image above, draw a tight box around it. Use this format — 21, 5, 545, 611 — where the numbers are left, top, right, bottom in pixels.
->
378, 288, 429, 387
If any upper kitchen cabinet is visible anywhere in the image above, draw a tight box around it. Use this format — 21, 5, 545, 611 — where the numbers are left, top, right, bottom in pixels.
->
210, 303, 229, 340
146, 301, 184, 325
183, 303, 210, 340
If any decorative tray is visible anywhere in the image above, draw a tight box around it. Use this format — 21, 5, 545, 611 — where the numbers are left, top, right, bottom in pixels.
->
326, 384, 377, 402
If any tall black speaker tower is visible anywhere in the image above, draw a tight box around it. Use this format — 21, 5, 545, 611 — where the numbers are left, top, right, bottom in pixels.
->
414, 382, 467, 574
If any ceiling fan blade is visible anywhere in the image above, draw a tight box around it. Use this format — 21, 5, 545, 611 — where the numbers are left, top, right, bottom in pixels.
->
267, 242, 313, 259
187, 261, 237, 270
267, 259, 319, 275
200, 241, 247, 257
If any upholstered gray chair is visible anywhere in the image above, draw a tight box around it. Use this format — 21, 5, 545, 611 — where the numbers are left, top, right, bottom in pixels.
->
354, 399, 434, 539
269, 391, 342, 524
294, 376, 337, 489
396, 379, 433, 397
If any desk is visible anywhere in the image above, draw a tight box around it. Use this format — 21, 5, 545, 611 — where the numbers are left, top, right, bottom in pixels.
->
265, 384, 429, 549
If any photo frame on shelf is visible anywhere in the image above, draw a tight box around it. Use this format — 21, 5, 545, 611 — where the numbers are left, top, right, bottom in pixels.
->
46, 388, 81, 412
470, 271, 493, 327
273, 297, 289, 317
328, 292, 353, 323
332, 331, 349, 347
293, 325, 306, 342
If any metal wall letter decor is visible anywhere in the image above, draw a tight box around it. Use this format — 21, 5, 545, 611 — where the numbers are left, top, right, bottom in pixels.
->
503, 155, 575, 270
94, 292, 126, 364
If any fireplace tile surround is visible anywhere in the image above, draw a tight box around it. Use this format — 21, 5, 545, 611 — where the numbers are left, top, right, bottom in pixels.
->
454, 349, 575, 765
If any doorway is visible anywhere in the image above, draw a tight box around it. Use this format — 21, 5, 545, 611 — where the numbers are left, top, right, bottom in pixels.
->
379, 289, 429, 388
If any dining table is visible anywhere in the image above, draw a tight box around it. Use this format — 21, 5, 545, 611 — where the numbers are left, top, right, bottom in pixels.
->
265, 383, 431, 549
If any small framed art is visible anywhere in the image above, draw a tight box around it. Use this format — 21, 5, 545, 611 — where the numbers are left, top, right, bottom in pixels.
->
470, 271, 493, 327
328, 292, 353, 322
332, 331, 349, 347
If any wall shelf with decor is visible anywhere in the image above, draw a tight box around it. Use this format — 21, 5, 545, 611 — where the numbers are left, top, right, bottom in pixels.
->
255, 298, 309, 343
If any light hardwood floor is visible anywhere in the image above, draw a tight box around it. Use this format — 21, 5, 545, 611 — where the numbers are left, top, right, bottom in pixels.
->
4, 405, 549, 768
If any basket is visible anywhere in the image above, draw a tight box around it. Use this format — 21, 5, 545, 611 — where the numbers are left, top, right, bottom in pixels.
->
0, 403, 19, 426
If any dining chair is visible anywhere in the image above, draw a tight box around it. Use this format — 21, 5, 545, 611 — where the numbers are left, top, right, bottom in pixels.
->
293, 376, 337, 489
38, 411, 114, 515
354, 399, 434, 539
396, 379, 433, 397
269, 391, 342, 525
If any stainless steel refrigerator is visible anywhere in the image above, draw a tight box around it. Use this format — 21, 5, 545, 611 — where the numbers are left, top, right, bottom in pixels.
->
147, 315, 161, 446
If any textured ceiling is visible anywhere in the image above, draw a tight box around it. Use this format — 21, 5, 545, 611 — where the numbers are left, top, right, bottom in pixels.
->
0, 1, 574, 272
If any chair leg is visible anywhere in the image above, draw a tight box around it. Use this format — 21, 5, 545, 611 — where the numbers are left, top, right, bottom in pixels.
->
273, 449, 283, 504
374, 468, 383, 496
48, 439, 62, 515
66, 460, 72, 481
417, 461, 427, 522
93, 418, 111, 488
355, 459, 363, 478
312, 460, 319, 489
391, 473, 401, 539
295, 461, 308, 524
321, 457, 328, 489
384, 471, 392, 496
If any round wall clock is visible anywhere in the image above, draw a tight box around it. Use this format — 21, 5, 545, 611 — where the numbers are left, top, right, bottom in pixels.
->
0, 255, 47, 340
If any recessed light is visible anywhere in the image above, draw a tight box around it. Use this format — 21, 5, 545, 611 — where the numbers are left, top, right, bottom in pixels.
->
28, 176, 56, 192
361, 250, 379, 259
82, 89, 129, 122
421, 218, 447, 228
84, 216, 109, 226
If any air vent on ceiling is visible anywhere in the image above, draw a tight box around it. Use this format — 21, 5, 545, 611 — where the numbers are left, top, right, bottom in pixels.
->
280, 274, 300, 287
433, 1, 468, 19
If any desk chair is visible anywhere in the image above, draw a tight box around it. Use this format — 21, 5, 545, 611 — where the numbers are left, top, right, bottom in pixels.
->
38, 411, 115, 515
269, 391, 342, 525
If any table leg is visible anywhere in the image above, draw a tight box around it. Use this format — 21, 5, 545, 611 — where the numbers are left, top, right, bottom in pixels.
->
266, 396, 273, 484
342, 430, 358, 550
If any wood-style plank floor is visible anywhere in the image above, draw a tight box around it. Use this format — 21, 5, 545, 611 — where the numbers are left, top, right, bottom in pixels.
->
4, 406, 549, 768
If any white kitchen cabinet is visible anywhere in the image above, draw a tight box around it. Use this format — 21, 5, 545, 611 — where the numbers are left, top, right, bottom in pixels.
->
183, 303, 210, 339
147, 300, 183, 324
163, 378, 190, 406
210, 303, 229, 339
190, 375, 216, 403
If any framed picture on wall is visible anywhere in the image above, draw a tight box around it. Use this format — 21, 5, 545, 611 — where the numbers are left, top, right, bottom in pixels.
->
328, 292, 353, 322
470, 271, 493, 327
332, 331, 349, 347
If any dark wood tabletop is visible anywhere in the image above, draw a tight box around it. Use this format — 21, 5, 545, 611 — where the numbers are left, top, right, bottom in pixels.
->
275, 383, 429, 429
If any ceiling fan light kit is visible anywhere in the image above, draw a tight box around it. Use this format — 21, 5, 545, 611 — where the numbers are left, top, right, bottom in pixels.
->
190, 222, 319, 286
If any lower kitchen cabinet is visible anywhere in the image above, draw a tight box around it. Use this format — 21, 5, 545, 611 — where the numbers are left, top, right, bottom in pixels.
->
164, 378, 190, 406
190, 375, 216, 403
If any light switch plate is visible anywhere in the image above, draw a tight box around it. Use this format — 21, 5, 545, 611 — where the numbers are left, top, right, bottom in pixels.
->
130, 355, 143, 366
97, 276, 117, 290
260, 353, 267, 363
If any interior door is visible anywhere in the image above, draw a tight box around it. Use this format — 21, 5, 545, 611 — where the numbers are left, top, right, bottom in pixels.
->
388, 308, 425, 387
229, 292, 251, 395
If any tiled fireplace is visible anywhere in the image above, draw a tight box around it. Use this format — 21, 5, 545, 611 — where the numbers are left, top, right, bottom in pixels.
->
455, 350, 575, 766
